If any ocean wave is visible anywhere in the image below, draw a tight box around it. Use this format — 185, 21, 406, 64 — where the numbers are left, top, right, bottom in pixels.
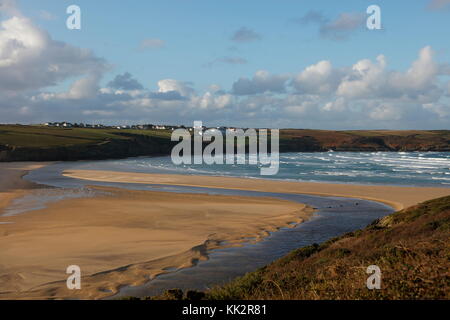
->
77, 151, 450, 187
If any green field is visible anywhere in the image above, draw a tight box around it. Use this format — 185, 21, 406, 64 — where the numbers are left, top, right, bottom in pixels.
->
0, 125, 172, 148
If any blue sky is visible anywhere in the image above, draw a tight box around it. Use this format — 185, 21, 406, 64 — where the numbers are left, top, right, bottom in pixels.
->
1, 0, 450, 128
23, 0, 450, 89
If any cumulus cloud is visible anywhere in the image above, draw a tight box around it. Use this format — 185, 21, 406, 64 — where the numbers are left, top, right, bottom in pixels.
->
293, 60, 343, 94
232, 70, 289, 95
337, 46, 441, 102
231, 27, 261, 43
0, 13, 108, 94
157, 79, 194, 97
336, 55, 387, 99
193, 91, 233, 110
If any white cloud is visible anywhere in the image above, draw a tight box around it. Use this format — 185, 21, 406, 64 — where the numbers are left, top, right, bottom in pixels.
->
157, 79, 194, 97
0, 14, 107, 94
7, 45, 450, 129
337, 47, 442, 102
337, 55, 387, 99
294, 60, 341, 94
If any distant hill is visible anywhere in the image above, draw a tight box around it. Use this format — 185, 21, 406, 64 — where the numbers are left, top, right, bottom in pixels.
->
152, 196, 450, 300
279, 129, 450, 152
0, 125, 449, 161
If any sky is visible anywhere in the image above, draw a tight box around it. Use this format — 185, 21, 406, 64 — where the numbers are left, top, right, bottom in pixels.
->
0, 0, 450, 129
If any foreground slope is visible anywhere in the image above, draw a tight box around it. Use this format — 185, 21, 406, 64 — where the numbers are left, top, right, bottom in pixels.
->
205, 196, 450, 300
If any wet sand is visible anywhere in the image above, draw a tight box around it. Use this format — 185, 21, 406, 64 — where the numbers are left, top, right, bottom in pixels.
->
0, 163, 48, 215
64, 170, 450, 211
0, 164, 311, 300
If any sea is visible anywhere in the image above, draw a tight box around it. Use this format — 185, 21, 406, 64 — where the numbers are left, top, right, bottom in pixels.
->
74, 151, 450, 187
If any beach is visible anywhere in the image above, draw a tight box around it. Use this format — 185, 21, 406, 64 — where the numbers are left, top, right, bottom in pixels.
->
0, 164, 311, 299
0, 163, 47, 214
1, 164, 449, 299
64, 170, 450, 211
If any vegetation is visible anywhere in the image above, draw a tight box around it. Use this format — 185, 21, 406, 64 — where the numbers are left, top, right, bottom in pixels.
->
150, 196, 450, 300
0, 125, 449, 161
0, 125, 175, 161
279, 129, 450, 152
0, 125, 171, 148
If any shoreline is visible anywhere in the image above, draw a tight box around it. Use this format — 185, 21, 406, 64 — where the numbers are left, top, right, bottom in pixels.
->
0, 162, 50, 215
63, 169, 450, 211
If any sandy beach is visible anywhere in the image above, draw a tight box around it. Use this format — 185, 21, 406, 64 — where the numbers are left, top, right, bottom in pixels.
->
0, 164, 311, 299
65, 170, 450, 211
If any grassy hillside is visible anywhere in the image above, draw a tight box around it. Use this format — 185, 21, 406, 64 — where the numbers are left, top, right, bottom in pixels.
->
0, 125, 449, 161
0, 125, 172, 148
0, 125, 175, 161
151, 196, 450, 300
